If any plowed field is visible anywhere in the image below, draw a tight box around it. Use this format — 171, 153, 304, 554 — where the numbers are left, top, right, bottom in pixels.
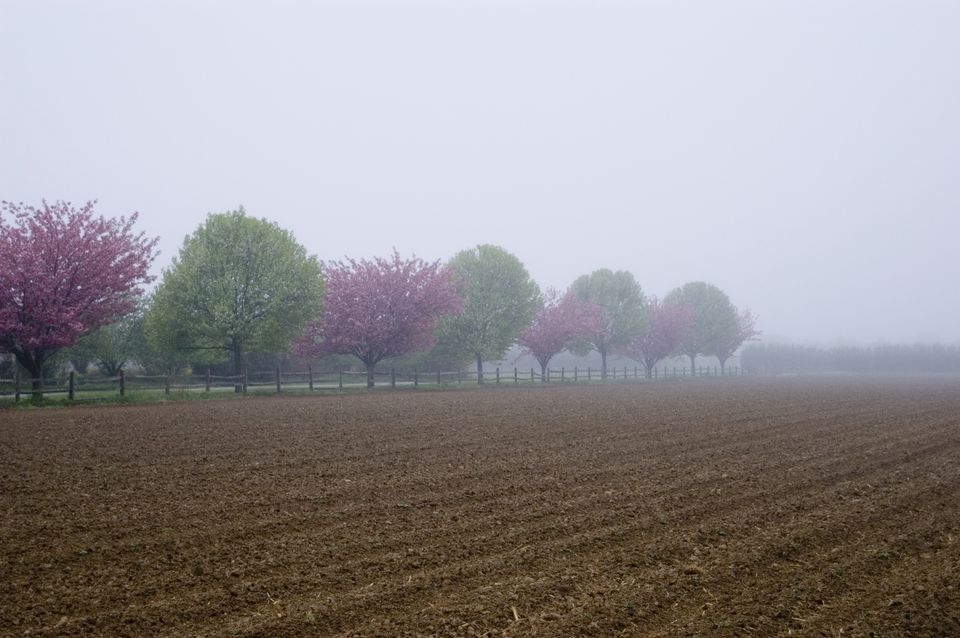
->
2, 377, 960, 637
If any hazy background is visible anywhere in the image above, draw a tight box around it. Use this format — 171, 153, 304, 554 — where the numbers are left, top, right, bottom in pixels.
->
2, 0, 958, 345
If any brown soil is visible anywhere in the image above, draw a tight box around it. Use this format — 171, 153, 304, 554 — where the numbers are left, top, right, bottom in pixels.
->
2, 377, 959, 637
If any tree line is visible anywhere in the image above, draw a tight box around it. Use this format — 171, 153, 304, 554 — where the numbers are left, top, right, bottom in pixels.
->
1, 200, 758, 397
742, 343, 960, 375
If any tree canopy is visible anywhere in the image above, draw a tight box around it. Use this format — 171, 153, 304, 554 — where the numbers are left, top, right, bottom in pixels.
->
69, 304, 145, 377
712, 308, 759, 371
518, 289, 605, 377
0, 199, 157, 394
620, 296, 692, 377
436, 245, 541, 382
294, 251, 462, 387
664, 281, 739, 372
569, 269, 645, 378
144, 208, 323, 375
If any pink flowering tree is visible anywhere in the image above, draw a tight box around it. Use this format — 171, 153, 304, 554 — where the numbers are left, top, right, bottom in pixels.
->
621, 297, 693, 378
517, 290, 605, 379
294, 251, 463, 387
0, 200, 158, 396
711, 308, 760, 373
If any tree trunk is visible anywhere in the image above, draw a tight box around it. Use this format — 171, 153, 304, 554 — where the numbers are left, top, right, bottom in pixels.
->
540, 361, 548, 382
101, 360, 124, 378
600, 348, 608, 380
13, 351, 45, 400
232, 340, 244, 377
232, 340, 244, 392
366, 361, 376, 388
644, 361, 654, 379
689, 354, 696, 377
476, 354, 484, 384
719, 358, 727, 375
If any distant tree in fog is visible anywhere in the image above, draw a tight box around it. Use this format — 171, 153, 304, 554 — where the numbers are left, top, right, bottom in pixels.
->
145, 209, 324, 376
0, 200, 157, 396
569, 269, 645, 379
711, 308, 760, 373
69, 303, 146, 376
518, 290, 605, 378
294, 251, 462, 388
621, 297, 693, 378
665, 281, 738, 375
436, 245, 541, 383
742, 342, 960, 375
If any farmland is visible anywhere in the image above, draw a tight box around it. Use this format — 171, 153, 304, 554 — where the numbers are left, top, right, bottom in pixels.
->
2, 377, 959, 637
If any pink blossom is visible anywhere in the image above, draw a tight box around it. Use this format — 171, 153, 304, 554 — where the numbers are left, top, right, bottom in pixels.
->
0, 199, 158, 389
294, 250, 463, 386
518, 290, 605, 377
621, 297, 693, 377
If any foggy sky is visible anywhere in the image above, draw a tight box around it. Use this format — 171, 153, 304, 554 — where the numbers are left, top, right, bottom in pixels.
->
2, 0, 958, 345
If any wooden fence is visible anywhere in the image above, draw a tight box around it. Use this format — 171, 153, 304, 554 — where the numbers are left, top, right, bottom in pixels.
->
0, 364, 744, 403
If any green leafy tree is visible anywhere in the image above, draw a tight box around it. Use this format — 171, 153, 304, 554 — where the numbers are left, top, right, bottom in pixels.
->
569, 269, 646, 379
145, 208, 324, 376
664, 281, 739, 375
436, 245, 541, 383
70, 307, 144, 376
139, 293, 202, 376
68, 353, 93, 376
711, 308, 759, 373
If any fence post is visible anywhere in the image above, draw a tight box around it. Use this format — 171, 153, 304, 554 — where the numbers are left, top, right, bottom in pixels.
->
14, 369, 20, 404
391, 367, 396, 388
119, 370, 125, 397
530, 367, 534, 382
414, 368, 418, 388
308, 365, 314, 391
561, 367, 565, 382
588, 367, 592, 381
496, 367, 500, 384
574, 366, 578, 382
206, 368, 211, 392
514, 367, 518, 384
68, 371, 75, 401
672, 366, 676, 377
625, 366, 628, 379
437, 370, 441, 386
339, 368, 343, 391
242, 370, 248, 394
165, 375, 171, 395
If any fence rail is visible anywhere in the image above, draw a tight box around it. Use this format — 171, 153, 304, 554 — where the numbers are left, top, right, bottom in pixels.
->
0, 364, 744, 403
